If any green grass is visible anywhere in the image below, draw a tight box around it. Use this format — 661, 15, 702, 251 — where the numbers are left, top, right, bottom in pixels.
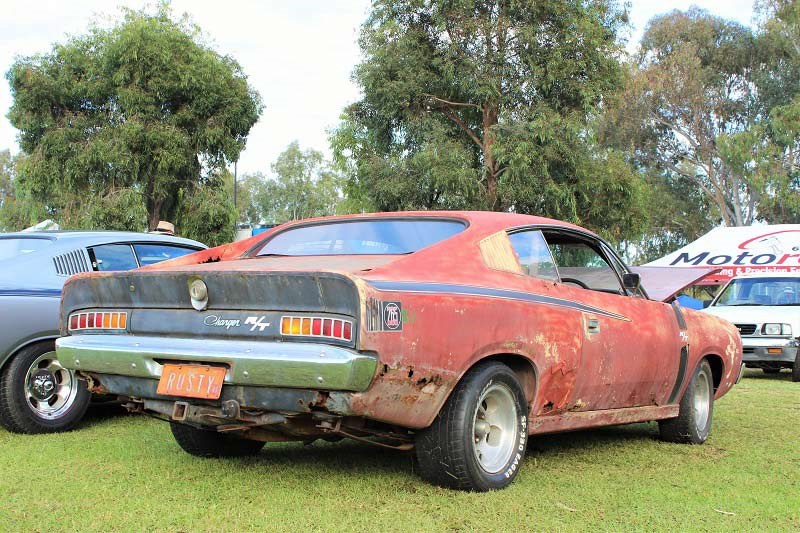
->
1, 369, 798, 532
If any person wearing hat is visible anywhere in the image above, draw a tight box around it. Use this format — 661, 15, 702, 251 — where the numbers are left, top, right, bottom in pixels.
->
150, 221, 175, 236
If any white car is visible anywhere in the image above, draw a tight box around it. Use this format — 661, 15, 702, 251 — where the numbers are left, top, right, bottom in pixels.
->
704, 273, 800, 381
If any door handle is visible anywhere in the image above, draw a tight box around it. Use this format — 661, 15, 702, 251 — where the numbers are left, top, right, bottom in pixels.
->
586, 318, 600, 334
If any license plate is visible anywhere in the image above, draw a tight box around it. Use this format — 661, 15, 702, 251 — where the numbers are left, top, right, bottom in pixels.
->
157, 364, 227, 400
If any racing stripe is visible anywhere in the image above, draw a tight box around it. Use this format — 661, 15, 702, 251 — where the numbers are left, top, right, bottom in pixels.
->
367, 280, 629, 321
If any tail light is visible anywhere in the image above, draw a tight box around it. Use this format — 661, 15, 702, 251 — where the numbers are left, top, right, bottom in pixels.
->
280, 316, 353, 342
69, 311, 128, 332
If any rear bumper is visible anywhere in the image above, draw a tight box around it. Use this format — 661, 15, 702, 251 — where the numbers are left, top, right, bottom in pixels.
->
55, 334, 378, 392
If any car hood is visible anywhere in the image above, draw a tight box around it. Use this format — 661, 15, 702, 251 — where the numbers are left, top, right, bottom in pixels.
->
703, 305, 800, 329
631, 266, 719, 302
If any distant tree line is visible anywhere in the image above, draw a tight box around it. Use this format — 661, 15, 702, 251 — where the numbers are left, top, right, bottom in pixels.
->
1, 1, 798, 257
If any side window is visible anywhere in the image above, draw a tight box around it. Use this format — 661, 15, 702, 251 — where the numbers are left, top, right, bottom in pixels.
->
133, 244, 197, 267
90, 244, 138, 272
545, 236, 623, 293
508, 230, 559, 281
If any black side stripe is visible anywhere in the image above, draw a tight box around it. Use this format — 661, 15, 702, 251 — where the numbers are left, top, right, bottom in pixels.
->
367, 281, 629, 321
668, 303, 689, 404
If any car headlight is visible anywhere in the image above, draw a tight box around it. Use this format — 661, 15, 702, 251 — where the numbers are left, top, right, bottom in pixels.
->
762, 323, 792, 335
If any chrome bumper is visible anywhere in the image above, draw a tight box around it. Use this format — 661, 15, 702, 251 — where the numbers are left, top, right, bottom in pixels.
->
55, 334, 378, 392
741, 337, 798, 364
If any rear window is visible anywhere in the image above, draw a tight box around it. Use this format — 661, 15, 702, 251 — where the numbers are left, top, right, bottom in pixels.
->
256, 219, 466, 256
0, 238, 53, 261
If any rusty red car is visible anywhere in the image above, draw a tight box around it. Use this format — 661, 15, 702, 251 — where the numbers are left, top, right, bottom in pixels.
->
55, 212, 742, 491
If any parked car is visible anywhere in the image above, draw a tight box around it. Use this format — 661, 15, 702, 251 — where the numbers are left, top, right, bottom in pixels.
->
0, 231, 206, 433
55, 212, 741, 491
703, 273, 800, 381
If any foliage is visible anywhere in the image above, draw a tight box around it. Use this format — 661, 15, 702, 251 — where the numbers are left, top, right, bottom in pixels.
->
0, 150, 13, 208
5, 3, 262, 231
83, 188, 149, 232
238, 142, 345, 225
604, 8, 757, 227
332, 0, 648, 241
175, 180, 236, 247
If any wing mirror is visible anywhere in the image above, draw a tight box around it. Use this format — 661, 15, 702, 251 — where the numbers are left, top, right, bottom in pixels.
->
622, 273, 641, 291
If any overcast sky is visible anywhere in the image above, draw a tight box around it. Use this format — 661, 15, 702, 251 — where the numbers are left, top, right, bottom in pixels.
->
0, 0, 755, 176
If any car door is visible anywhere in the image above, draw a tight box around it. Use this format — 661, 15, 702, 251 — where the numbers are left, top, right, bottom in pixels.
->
540, 229, 682, 411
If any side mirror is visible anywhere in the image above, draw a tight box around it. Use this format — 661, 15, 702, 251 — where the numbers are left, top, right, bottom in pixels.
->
622, 272, 641, 291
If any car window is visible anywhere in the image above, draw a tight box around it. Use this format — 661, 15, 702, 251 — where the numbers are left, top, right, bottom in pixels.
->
256, 219, 466, 256
507, 230, 559, 281
544, 234, 623, 293
90, 244, 138, 271
133, 244, 198, 267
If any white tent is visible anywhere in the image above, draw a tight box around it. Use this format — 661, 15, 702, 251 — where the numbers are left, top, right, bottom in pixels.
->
646, 225, 800, 285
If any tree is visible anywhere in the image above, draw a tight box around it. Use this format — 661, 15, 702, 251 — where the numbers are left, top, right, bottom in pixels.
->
6, 4, 262, 231
332, 0, 646, 241
605, 8, 757, 226
241, 142, 344, 225
0, 150, 13, 209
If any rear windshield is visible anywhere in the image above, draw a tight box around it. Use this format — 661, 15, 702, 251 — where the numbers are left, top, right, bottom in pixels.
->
0, 238, 53, 261
256, 219, 466, 256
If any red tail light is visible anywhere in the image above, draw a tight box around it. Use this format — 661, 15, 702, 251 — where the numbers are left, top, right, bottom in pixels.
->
281, 316, 353, 341
69, 311, 128, 332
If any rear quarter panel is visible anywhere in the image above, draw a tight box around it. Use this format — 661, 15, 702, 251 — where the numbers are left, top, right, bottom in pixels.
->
0, 295, 60, 367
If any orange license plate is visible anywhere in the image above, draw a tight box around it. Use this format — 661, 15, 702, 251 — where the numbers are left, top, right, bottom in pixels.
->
157, 364, 227, 400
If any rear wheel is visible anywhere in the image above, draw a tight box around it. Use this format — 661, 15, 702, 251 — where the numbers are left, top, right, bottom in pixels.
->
170, 422, 266, 457
415, 362, 528, 491
0, 341, 90, 434
659, 359, 714, 444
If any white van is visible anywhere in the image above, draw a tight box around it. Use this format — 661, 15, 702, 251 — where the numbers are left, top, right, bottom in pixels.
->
704, 273, 800, 381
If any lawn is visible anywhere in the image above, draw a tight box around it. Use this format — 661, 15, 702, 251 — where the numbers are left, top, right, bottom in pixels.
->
1, 369, 798, 532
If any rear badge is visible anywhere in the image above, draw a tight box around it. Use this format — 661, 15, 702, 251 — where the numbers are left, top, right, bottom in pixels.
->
382, 302, 402, 331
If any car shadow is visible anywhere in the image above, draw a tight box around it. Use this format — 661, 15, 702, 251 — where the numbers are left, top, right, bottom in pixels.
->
742, 368, 794, 382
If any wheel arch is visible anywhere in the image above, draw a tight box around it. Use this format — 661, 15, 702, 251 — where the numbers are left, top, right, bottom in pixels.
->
1, 336, 58, 373
702, 353, 725, 393
466, 353, 537, 410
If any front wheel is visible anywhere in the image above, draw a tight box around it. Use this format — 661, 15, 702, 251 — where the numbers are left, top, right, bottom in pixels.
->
415, 362, 528, 491
792, 349, 800, 383
170, 422, 266, 457
659, 359, 714, 444
0, 341, 91, 434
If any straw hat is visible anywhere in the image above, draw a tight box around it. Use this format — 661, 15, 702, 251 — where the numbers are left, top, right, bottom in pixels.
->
150, 221, 175, 235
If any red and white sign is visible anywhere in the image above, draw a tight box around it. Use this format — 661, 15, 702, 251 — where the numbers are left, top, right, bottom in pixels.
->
646, 225, 800, 284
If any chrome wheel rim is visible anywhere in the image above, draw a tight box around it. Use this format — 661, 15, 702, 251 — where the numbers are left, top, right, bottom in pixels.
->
692, 371, 711, 433
472, 383, 517, 474
25, 351, 79, 420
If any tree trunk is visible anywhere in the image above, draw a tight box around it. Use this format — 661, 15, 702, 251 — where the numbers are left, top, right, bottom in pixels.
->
482, 104, 500, 210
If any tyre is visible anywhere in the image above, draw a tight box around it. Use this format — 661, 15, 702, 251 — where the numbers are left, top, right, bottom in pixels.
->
792, 349, 800, 383
0, 341, 91, 434
415, 362, 528, 491
659, 359, 714, 444
170, 422, 266, 457
763, 368, 781, 375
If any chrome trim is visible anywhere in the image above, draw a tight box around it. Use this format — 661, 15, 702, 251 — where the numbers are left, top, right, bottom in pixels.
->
56, 334, 378, 392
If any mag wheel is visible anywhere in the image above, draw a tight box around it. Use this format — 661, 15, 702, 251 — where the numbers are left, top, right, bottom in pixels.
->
415, 362, 528, 491
659, 359, 714, 444
0, 341, 90, 434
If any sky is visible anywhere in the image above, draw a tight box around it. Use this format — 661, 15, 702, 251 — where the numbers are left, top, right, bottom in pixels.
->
0, 0, 756, 177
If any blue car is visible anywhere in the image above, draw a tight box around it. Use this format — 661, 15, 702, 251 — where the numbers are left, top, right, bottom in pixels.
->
0, 231, 205, 433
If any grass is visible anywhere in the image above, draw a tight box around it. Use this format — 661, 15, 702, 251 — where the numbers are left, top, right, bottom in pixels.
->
1, 369, 798, 532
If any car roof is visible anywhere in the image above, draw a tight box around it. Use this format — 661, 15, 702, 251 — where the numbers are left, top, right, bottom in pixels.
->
0, 230, 206, 249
